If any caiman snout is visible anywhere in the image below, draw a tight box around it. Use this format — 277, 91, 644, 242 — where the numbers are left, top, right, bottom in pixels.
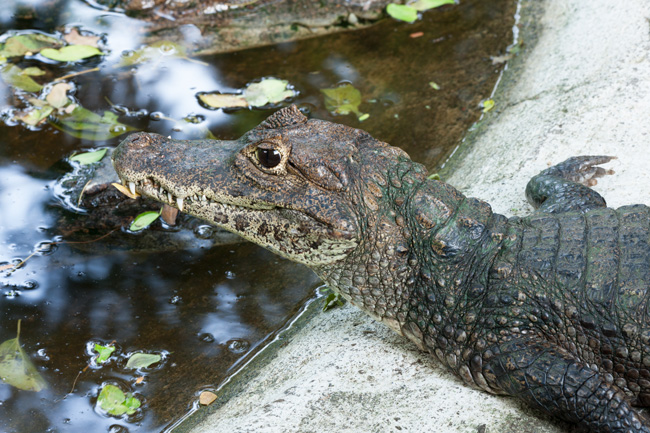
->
124, 132, 156, 149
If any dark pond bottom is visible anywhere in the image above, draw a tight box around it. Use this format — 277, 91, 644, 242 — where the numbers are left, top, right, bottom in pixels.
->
0, 0, 517, 431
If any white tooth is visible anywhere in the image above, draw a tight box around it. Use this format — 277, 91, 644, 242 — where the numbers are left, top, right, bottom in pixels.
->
160, 186, 165, 195
202, 195, 207, 201
167, 192, 173, 203
176, 197, 184, 212
129, 181, 136, 195
121, 178, 127, 186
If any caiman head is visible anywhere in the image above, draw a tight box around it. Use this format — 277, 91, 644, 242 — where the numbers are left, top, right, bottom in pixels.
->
112, 106, 418, 268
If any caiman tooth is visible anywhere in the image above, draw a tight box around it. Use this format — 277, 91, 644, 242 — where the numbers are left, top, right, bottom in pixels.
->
201, 195, 207, 201
160, 186, 165, 195
176, 197, 184, 212
129, 181, 136, 196
167, 192, 173, 203
161, 204, 179, 226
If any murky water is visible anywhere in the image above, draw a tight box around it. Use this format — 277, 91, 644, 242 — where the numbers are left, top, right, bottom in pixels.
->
0, 0, 516, 431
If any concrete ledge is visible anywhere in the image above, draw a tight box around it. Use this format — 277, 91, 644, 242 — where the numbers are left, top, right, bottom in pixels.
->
182, 0, 650, 431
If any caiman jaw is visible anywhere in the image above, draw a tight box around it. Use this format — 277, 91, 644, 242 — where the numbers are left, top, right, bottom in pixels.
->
121, 176, 276, 213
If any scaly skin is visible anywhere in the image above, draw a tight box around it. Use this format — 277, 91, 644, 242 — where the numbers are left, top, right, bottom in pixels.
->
113, 106, 650, 432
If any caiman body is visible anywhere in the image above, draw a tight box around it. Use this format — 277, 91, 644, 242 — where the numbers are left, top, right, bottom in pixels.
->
113, 106, 650, 432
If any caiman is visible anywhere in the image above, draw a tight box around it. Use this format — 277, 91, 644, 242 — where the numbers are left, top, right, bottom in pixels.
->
113, 105, 650, 432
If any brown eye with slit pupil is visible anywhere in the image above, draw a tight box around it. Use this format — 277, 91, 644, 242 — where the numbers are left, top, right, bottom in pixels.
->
256, 148, 282, 169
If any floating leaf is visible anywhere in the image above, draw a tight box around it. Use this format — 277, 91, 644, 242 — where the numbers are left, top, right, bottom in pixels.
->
124, 395, 141, 411
40, 45, 103, 62
22, 67, 46, 76
321, 83, 367, 120
0, 33, 61, 57
0, 320, 48, 392
112, 182, 140, 199
482, 99, 495, 113
126, 353, 161, 369
14, 105, 54, 126
243, 78, 296, 107
27, 97, 48, 107
198, 93, 248, 109
409, 0, 455, 11
429, 81, 440, 90
119, 40, 187, 67
63, 28, 101, 48
386, 4, 418, 23
97, 384, 141, 416
94, 343, 115, 363
46, 82, 72, 108
70, 148, 108, 165
130, 209, 162, 232
1, 64, 43, 92
51, 106, 136, 141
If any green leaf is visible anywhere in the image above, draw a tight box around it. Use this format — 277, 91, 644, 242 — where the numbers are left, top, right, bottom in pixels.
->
243, 78, 296, 107
409, 0, 455, 11
70, 148, 108, 165
0, 33, 62, 57
322, 292, 345, 311
321, 83, 367, 120
386, 4, 418, 23
40, 45, 103, 62
14, 105, 54, 126
0, 320, 48, 392
124, 394, 141, 412
130, 210, 162, 232
429, 81, 440, 90
126, 353, 161, 369
1, 64, 43, 92
21, 67, 46, 76
51, 106, 136, 141
118, 40, 187, 67
198, 93, 248, 109
93, 343, 115, 363
97, 384, 141, 416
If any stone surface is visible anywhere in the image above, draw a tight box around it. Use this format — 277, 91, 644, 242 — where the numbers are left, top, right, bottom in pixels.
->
179, 0, 650, 431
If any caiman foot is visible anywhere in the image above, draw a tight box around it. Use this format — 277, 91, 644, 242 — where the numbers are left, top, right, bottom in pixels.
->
541, 155, 616, 187
525, 155, 616, 214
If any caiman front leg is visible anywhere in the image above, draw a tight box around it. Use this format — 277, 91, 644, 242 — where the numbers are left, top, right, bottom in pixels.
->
482, 337, 650, 432
525, 156, 616, 213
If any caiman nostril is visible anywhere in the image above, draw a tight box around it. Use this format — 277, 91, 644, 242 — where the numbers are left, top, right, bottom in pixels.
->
127, 133, 153, 149
123, 132, 153, 149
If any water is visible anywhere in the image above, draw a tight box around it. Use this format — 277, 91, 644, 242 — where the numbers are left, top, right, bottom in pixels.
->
0, 0, 516, 431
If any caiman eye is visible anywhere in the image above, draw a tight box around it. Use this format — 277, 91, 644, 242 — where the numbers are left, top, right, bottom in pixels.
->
256, 148, 282, 169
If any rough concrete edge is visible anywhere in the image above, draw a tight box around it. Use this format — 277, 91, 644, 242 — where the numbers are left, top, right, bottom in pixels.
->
439, 0, 545, 179
167, 291, 328, 433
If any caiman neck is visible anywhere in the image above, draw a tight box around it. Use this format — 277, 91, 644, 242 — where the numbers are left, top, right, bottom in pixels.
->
315, 172, 508, 342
